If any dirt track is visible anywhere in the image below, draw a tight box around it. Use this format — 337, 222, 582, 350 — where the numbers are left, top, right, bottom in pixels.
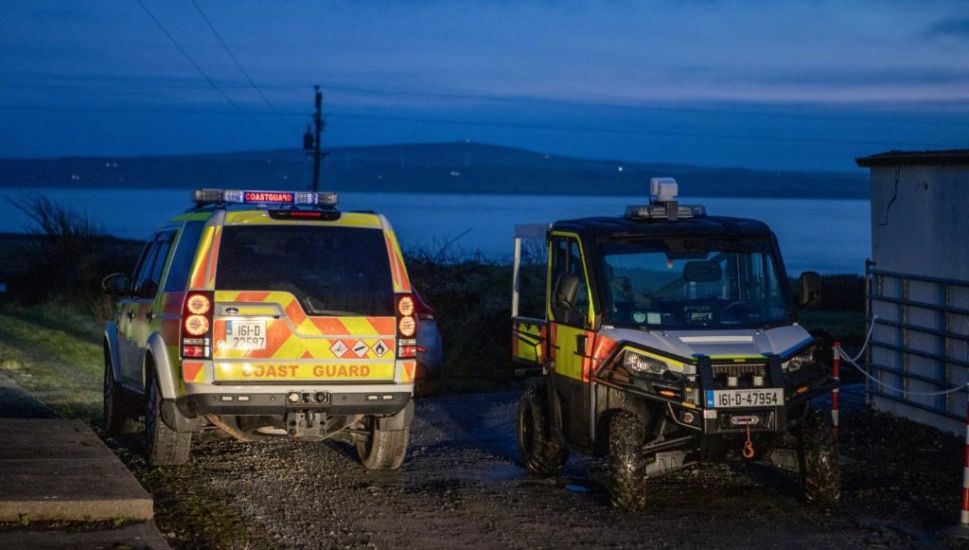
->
127, 390, 969, 549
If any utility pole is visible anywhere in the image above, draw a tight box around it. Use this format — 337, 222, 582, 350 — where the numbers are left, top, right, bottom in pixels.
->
303, 85, 327, 191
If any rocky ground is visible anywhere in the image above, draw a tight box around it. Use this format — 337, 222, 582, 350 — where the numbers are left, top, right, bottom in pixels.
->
109, 390, 969, 550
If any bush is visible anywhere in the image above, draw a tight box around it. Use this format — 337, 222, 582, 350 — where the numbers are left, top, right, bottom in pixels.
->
7, 193, 139, 320
405, 248, 514, 385
818, 274, 865, 311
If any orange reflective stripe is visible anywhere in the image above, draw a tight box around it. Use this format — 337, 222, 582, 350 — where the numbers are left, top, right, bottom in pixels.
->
190, 227, 214, 288
401, 360, 416, 383
284, 299, 307, 326
182, 361, 204, 383
369, 317, 395, 335
236, 291, 270, 302
206, 226, 222, 288
311, 318, 352, 335
214, 291, 398, 361
384, 233, 403, 291
589, 335, 618, 380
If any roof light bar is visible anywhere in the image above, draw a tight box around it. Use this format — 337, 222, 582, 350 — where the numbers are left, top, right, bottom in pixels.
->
625, 177, 706, 221
192, 188, 339, 207
625, 204, 706, 220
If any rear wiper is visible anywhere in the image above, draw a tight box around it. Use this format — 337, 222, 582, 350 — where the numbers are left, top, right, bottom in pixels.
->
302, 296, 359, 317
305, 307, 359, 317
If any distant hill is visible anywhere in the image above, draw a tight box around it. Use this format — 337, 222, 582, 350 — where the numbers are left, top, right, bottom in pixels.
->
0, 141, 867, 199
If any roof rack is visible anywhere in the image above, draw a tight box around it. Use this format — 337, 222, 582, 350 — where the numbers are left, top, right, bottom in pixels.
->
192, 188, 338, 208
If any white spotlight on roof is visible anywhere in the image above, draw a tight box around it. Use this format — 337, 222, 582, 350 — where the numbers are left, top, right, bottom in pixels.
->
649, 177, 678, 203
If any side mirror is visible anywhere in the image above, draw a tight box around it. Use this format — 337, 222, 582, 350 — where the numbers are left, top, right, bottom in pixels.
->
798, 271, 821, 308
553, 273, 580, 311
101, 273, 131, 297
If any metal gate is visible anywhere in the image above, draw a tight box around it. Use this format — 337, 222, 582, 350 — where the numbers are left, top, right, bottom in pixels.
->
866, 261, 969, 423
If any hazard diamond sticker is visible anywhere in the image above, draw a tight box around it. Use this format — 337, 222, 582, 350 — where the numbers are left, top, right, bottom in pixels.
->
351, 340, 370, 358
373, 341, 389, 356
330, 340, 349, 356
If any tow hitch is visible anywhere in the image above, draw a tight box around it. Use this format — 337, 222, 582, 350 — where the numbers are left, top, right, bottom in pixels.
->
742, 426, 755, 459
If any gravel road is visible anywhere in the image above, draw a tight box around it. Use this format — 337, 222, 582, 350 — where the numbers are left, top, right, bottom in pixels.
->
134, 391, 967, 549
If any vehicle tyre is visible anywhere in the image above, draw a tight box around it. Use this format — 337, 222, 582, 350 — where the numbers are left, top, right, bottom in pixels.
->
797, 406, 840, 508
608, 411, 648, 510
102, 355, 135, 436
357, 416, 409, 470
145, 368, 191, 466
517, 385, 568, 475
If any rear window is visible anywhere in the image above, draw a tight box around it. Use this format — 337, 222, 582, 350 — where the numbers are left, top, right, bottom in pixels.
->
215, 225, 395, 316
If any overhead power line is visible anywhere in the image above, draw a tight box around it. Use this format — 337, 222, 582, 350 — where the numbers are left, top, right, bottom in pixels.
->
7, 80, 969, 130
189, 0, 299, 134
0, 102, 961, 150
134, 0, 281, 140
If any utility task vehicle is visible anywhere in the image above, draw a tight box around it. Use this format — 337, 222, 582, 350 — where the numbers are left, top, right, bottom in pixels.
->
102, 189, 418, 469
511, 178, 839, 508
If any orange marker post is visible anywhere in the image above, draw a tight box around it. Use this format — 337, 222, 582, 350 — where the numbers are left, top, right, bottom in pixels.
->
941, 396, 969, 539
960, 397, 969, 527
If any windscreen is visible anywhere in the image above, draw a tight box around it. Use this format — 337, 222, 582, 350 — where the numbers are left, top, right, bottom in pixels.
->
600, 238, 790, 330
216, 225, 394, 316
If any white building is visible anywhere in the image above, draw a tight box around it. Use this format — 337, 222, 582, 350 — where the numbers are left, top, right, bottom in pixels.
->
856, 150, 969, 434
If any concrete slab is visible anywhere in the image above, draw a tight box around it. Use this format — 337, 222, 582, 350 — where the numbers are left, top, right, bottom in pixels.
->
0, 374, 57, 419
0, 419, 154, 522
0, 522, 171, 549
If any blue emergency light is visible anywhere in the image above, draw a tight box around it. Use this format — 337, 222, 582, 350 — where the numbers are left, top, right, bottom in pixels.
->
192, 188, 339, 207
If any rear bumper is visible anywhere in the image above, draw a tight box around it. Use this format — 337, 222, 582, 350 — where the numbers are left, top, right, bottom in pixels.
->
182, 390, 412, 417
176, 379, 413, 418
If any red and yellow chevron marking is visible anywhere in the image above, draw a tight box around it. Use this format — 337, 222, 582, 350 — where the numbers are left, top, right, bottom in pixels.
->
398, 360, 417, 383
189, 225, 222, 290
212, 291, 395, 361
183, 360, 206, 383
383, 229, 411, 293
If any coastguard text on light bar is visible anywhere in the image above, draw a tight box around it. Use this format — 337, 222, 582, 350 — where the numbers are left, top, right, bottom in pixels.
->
192, 188, 339, 207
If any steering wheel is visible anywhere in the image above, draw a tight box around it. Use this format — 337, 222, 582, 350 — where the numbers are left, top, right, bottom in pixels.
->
719, 300, 757, 322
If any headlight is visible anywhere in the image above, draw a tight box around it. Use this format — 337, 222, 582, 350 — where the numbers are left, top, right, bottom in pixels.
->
623, 350, 670, 376
783, 346, 815, 372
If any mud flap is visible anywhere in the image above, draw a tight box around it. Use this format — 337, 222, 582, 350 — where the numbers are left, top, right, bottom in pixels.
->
768, 448, 800, 472
377, 400, 414, 431
161, 399, 201, 433
645, 450, 687, 477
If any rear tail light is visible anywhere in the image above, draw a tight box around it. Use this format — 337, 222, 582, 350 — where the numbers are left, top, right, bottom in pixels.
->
184, 315, 210, 335
181, 291, 213, 359
396, 294, 418, 359
398, 316, 416, 337
186, 293, 211, 315
397, 296, 415, 317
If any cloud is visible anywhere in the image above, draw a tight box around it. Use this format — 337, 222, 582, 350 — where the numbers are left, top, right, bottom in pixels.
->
925, 18, 969, 39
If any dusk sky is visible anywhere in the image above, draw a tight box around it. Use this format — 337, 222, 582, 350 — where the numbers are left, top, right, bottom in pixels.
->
3, 0, 969, 171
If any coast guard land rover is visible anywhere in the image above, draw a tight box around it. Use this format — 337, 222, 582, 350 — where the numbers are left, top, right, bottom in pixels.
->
101, 189, 417, 469
511, 178, 839, 508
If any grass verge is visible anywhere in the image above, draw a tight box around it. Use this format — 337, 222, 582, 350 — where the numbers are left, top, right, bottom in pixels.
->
0, 303, 273, 549
0, 304, 102, 419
